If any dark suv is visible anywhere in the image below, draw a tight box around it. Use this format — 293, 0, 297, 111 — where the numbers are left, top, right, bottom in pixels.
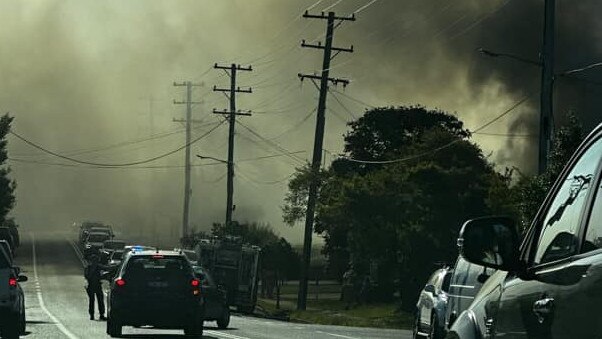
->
0, 244, 27, 339
448, 124, 602, 338
106, 250, 204, 337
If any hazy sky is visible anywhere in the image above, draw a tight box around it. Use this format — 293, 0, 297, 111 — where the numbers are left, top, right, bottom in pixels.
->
1, 0, 601, 244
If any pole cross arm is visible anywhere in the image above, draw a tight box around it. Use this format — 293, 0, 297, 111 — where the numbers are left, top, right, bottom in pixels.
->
213, 109, 253, 116
214, 63, 253, 72
302, 40, 354, 53
213, 86, 252, 94
303, 10, 355, 21
173, 81, 204, 87
173, 100, 203, 105
298, 73, 350, 87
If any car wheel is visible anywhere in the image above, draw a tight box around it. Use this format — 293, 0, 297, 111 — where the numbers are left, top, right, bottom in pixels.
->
412, 313, 422, 339
19, 309, 25, 335
429, 314, 442, 339
106, 316, 122, 338
217, 308, 230, 329
2, 321, 20, 339
184, 320, 203, 338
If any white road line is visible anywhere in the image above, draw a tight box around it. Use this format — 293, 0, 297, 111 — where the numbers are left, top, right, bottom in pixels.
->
205, 330, 251, 339
67, 239, 86, 266
316, 331, 360, 339
31, 233, 80, 339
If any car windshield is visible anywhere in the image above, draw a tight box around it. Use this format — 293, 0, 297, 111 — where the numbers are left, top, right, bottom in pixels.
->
104, 241, 125, 250
110, 251, 124, 261
87, 234, 108, 243
124, 256, 191, 280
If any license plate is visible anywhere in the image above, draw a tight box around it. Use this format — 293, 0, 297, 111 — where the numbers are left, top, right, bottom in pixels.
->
148, 281, 168, 288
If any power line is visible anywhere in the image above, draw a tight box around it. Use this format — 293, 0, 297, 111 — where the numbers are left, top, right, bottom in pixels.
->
268, 108, 317, 140
9, 121, 225, 167
236, 121, 306, 164
330, 89, 376, 108
8, 157, 224, 170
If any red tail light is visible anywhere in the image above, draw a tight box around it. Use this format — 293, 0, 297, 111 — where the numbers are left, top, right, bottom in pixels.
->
115, 278, 126, 287
8, 278, 17, 287
191, 279, 200, 295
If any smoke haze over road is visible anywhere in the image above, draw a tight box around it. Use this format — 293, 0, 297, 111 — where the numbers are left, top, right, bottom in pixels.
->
1, 0, 601, 243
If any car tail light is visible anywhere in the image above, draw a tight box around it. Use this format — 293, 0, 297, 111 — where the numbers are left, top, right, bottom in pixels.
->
115, 278, 126, 287
8, 278, 17, 287
191, 279, 201, 296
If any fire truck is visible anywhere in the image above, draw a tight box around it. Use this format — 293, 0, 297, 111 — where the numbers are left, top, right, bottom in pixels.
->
194, 236, 260, 313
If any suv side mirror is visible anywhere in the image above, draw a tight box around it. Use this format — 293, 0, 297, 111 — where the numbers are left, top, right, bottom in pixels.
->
18, 275, 28, 283
424, 284, 436, 294
458, 216, 520, 272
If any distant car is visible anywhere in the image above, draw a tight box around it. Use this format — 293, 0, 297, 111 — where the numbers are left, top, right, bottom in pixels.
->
444, 255, 495, 330
193, 266, 230, 329
414, 267, 452, 339
78, 221, 106, 244
84, 232, 112, 259
101, 240, 126, 264
89, 226, 114, 239
106, 250, 125, 276
107, 250, 204, 337
103, 240, 126, 252
0, 228, 14, 256
0, 244, 27, 338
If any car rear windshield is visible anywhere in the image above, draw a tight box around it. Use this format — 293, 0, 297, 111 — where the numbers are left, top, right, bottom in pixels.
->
88, 234, 109, 242
124, 256, 191, 280
0, 247, 9, 268
105, 241, 125, 250
110, 251, 124, 260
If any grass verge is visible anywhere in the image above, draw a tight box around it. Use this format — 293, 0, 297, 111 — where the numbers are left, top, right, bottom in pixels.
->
257, 297, 413, 330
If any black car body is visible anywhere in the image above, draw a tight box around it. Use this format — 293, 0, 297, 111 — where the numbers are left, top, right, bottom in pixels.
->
448, 124, 602, 339
414, 267, 452, 339
106, 250, 204, 337
193, 266, 230, 329
0, 244, 27, 339
444, 256, 495, 330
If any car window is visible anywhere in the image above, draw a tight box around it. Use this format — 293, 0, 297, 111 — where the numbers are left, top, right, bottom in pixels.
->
534, 138, 602, 265
583, 178, 602, 253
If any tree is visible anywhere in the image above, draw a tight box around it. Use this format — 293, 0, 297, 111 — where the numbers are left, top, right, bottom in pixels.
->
283, 107, 502, 308
0, 115, 16, 222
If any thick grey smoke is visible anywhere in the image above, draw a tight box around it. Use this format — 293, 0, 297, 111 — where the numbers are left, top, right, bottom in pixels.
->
1, 0, 600, 243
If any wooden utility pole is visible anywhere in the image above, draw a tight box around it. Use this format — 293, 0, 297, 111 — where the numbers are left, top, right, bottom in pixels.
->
539, 0, 555, 174
213, 64, 253, 226
173, 81, 203, 238
297, 10, 355, 311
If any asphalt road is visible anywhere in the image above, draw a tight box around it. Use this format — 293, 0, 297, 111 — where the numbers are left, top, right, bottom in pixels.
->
14, 232, 411, 339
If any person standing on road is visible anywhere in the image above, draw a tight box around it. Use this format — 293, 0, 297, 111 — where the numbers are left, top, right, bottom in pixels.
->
84, 254, 107, 320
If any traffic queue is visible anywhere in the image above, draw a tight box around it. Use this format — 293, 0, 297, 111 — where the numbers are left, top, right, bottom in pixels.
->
77, 221, 231, 338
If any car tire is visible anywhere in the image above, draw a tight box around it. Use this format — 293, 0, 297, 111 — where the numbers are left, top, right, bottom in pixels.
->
217, 308, 230, 329
429, 314, 442, 339
106, 316, 122, 338
19, 309, 25, 335
412, 313, 422, 339
184, 320, 203, 338
2, 321, 20, 339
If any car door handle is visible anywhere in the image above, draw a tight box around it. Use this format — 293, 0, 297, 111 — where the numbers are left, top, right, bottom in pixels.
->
533, 297, 554, 323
